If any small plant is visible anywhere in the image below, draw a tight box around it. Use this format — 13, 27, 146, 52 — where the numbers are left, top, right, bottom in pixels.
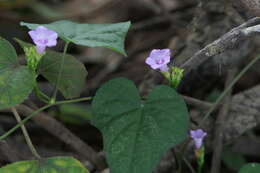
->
0, 17, 259, 173
0, 17, 190, 173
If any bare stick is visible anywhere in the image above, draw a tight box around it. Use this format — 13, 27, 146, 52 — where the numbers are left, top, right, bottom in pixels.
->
210, 69, 236, 173
182, 95, 212, 110
11, 107, 41, 159
181, 17, 260, 75
199, 54, 260, 126
16, 104, 106, 170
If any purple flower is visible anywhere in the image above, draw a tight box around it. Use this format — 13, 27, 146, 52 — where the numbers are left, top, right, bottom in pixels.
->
28, 26, 58, 54
190, 129, 207, 149
145, 49, 171, 72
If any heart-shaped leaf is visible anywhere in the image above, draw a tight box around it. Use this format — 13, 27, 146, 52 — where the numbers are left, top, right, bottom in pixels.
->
37, 51, 88, 99
15, 39, 87, 99
0, 156, 89, 173
91, 78, 189, 173
239, 163, 260, 173
0, 37, 35, 109
20, 20, 131, 56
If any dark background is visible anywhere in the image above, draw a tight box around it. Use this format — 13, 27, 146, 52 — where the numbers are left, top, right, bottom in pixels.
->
1, 0, 260, 173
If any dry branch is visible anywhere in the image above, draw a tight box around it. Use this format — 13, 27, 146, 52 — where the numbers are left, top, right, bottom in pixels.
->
15, 104, 106, 170
210, 69, 236, 173
181, 17, 260, 76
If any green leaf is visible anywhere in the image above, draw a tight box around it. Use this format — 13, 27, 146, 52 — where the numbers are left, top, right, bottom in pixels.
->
239, 163, 260, 173
91, 78, 189, 173
0, 37, 34, 109
222, 148, 246, 170
0, 156, 89, 173
20, 20, 131, 56
15, 38, 87, 99
37, 51, 88, 99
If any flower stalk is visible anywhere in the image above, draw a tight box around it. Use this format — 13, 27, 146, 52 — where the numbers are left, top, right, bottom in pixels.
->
190, 129, 207, 173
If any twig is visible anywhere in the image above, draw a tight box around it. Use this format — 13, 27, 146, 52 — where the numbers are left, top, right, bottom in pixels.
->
16, 103, 106, 170
210, 69, 237, 173
183, 156, 196, 173
52, 41, 69, 101
181, 17, 260, 75
182, 95, 212, 110
0, 97, 92, 141
11, 107, 41, 159
199, 54, 260, 126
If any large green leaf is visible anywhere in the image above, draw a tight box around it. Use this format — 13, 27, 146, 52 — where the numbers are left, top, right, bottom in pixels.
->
37, 51, 87, 99
0, 156, 89, 173
20, 20, 131, 56
0, 37, 34, 109
239, 163, 260, 173
91, 78, 189, 173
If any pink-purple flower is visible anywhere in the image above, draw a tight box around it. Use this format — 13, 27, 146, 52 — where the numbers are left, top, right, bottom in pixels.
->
28, 26, 58, 54
145, 49, 171, 72
190, 129, 207, 149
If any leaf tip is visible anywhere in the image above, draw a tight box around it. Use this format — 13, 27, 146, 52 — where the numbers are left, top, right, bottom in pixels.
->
20, 21, 26, 26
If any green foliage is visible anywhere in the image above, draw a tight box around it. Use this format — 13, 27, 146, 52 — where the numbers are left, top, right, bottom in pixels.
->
15, 39, 87, 99
239, 163, 260, 173
0, 38, 35, 109
37, 51, 87, 99
0, 156, 89, 173
57, 103, 92, 125
222, 148, 246, 171
91, 78, 189, 173
20, 20, 131, 56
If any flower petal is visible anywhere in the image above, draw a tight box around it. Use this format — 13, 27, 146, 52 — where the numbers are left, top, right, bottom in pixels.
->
159, 64, 169, 72
36, 45, 46, 54
28, 26, 58, 52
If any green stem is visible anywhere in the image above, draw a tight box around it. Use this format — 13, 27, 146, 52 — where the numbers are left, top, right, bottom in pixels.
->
51, 41, 70, 101
197, 163, 203, 173
183, 156, 196, 173
169, 68, 174, 88
11, 107, 41, 159
34, 84, 50, 103
199, 54, 260, 127
0, 97, 92, 141
33, 73, 50, 103
176, 150, 182, 173
177, 140, 190, 173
